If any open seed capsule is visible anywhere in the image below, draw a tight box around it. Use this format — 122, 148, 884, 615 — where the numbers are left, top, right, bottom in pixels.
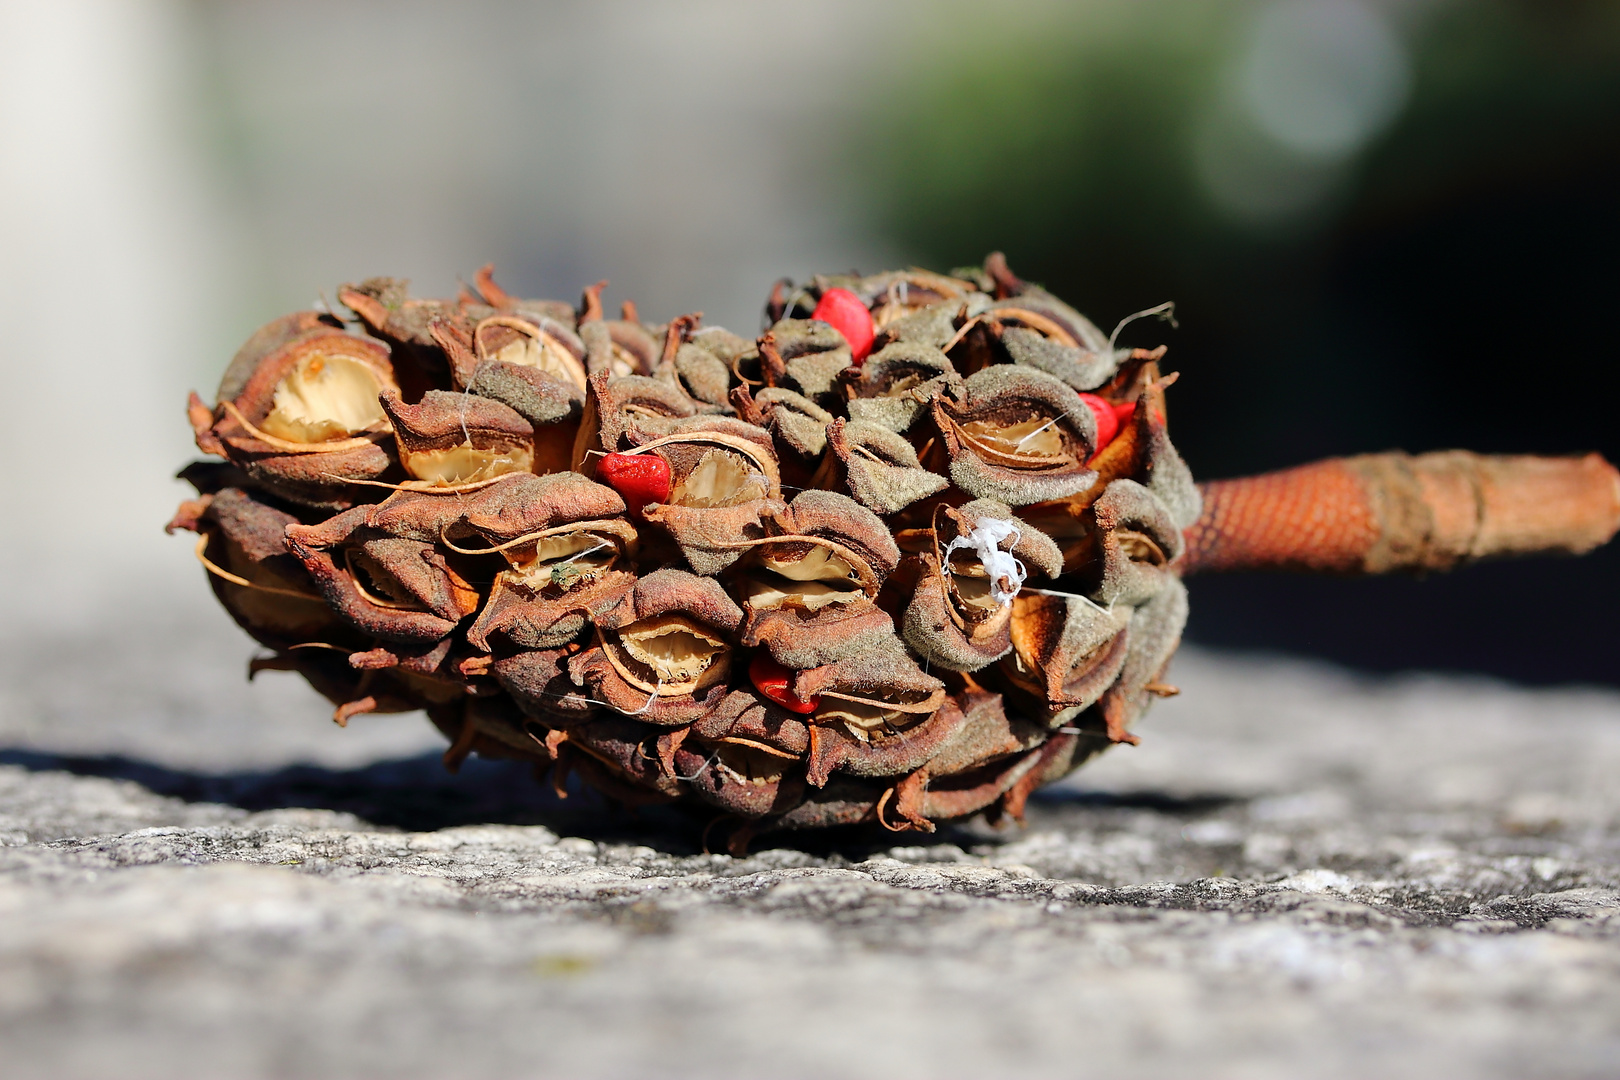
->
839, 340, 963, 433
929, 365, 1098, 506
731, 490, 901, 669
758, 319, 853, 406
629, 420, 787, 575
571, 372, 700, 466
577, 280, 660, 379
995, 591, 1132, 728
379, 390, 535, 486
285, 505, 480, 647
190, 318, 399, 509
456, 473, 639, 651
901, 500, 1063, 671
492, 642, 598, 722
678, 687, 813, 818
427, 313, 587, 459
567, 569, 743, 726
789, 635, 949, 783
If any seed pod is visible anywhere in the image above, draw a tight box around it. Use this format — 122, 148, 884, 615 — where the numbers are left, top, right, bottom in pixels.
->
1082, 479, 1184, 607
285, 505, 479, 647
790, 635, 948, 784
839, 340, 963, 433
466, 307, 585, 366
492, 642, 599, 723
629, 420, 787, 575
1017, 361, 1196, 572
759, 319, 853, 406
379, 390, 535, 486
813, 419, 950, 515
759, 775, 892, 834
673, 326, 752, 408
1089, 575, 1189, 747
437, 693, 553, 766
919, 689, 1047, 778
428, 314, 586, 432
917, 743, 1046, 824
901, 500, 1063, 671
690, 687, 813, 756
879, 298, 992, 351
804, 692, 966, 787
929, 366, 1098, 506
995, 591, 1132, 728
857, 268, 981, 329
678, 688, 812, 818
189, 320, 400, 510
181, 257, 1620, 838
571, 372, 699, 466
1129, 368, 1201, 529
452, 474, 639, 651
561, 715, 687, 803
577, 281, 660, 379
168, 485, 336, 651
338, 277, 475, 397
732, 491, 901, 669
730, 385, 834, 468
952, 254, 1172, 396
567, 569, 743, 725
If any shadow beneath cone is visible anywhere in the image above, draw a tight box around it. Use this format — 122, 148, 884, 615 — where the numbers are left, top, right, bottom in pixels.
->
0, 747, 701, 847
1028, 788, 1244, 815
0, 747, 1244, 858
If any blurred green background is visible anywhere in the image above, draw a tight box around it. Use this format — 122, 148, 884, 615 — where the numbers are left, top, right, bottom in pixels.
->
855, 0, 1620, 684
1, 0, 1613, 686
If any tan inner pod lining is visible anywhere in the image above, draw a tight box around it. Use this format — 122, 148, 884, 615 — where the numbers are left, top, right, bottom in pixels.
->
402, 444, 535, 486
260, 353, 388, 444
506, 531, 620, 591
602, 614, 730, 696
744, 544, 866, 613
812, 698, 923, 743
712, 742, 791, 787
1115, 529, 1168, 567
476, 318, 587, 392
671, 449, 767, 508
958, 413, 1067, 462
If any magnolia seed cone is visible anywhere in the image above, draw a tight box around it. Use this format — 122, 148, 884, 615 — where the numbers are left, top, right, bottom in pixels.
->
171, 256, 1620, 853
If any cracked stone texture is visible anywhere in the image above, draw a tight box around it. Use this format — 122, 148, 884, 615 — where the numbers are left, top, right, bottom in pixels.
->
2, 590, 1619, 1079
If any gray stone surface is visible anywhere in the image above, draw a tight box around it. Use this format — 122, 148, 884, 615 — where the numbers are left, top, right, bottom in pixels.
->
3, 589, 1620, 1078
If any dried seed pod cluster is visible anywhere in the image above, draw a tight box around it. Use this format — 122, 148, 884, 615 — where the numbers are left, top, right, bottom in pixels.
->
173, 255, 1620, 850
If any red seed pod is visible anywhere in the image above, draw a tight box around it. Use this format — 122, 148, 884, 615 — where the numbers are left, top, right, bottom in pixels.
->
748, 652, 819, 714
811, 287, 875, 364
595, 452, 672, 517
1078, 393, 1120, 449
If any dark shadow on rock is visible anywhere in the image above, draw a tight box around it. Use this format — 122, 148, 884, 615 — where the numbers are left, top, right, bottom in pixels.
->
1028, 788, 1244, 815
0, 747, 702, 849
0, 747, 1242, 859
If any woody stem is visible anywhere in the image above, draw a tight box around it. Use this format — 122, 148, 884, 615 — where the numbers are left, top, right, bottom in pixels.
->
1180, 451, 1620, 576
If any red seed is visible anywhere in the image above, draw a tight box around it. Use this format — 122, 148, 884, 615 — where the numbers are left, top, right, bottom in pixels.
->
1112, 401, 1137, 432
748, 652, 819, 715
1078, 393, 1120, 449
595, 452, 671, 518
810, 287, 875, 364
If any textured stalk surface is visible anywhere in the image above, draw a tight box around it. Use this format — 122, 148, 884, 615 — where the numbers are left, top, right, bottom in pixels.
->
1182, 451, 1620, 575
